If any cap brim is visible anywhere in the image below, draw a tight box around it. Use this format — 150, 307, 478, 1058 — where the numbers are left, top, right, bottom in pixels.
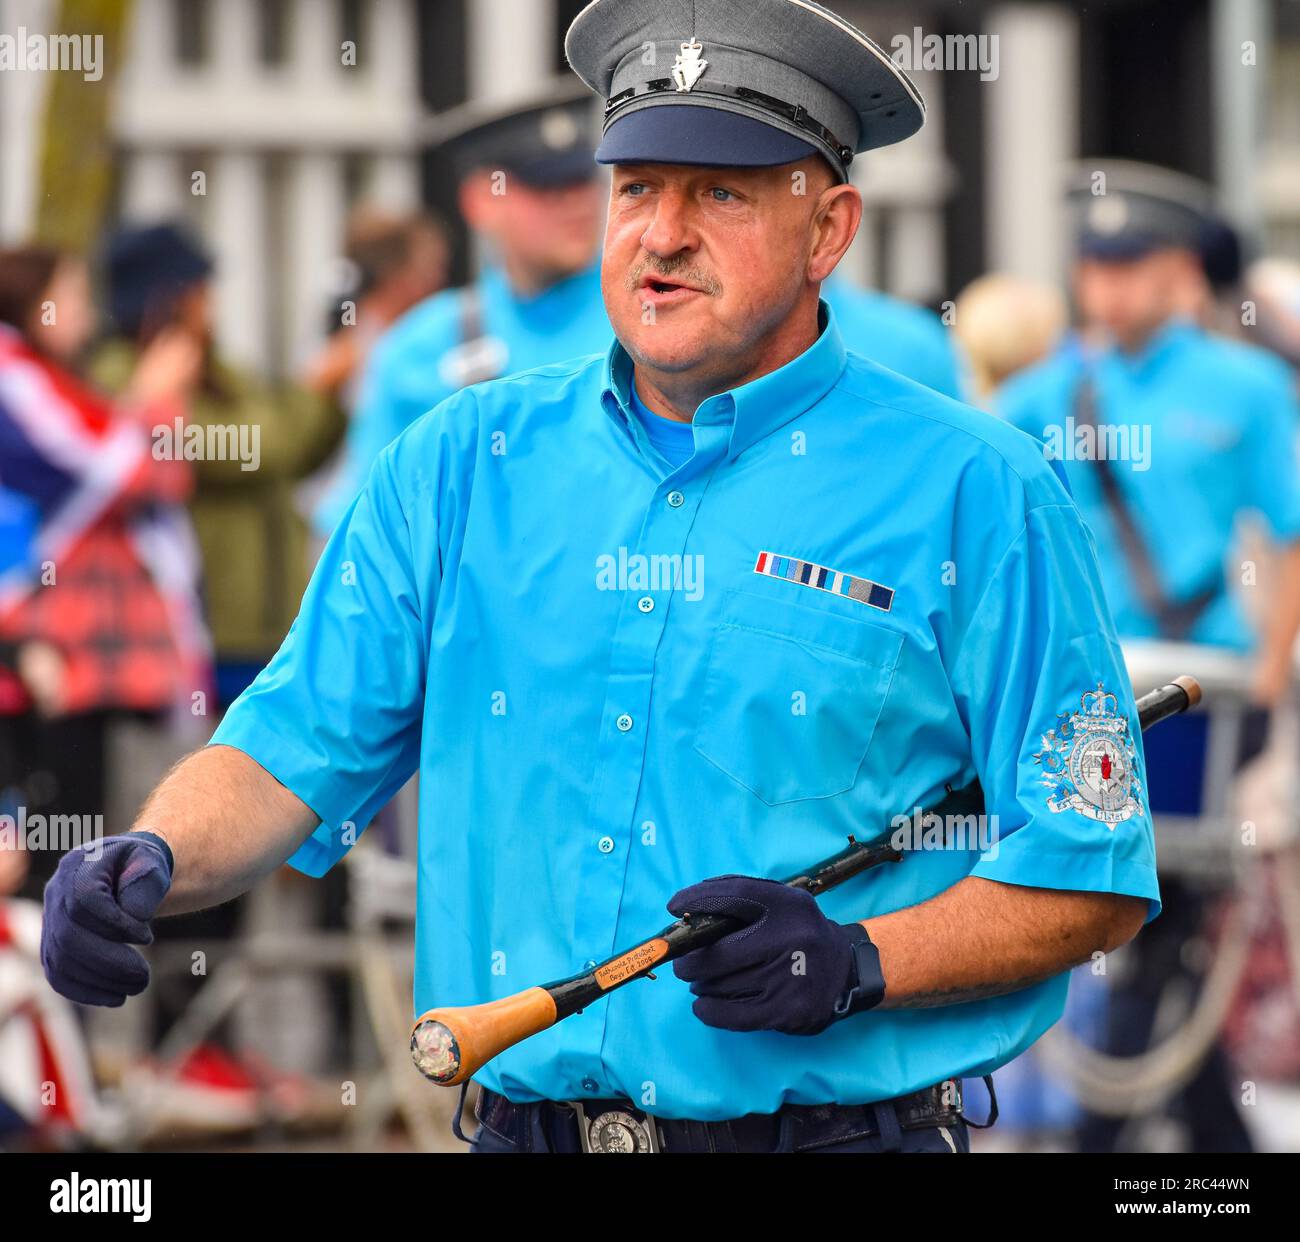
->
596, 104, 819, 171
1076, 233, 1170, 262
506, 148, 601, 187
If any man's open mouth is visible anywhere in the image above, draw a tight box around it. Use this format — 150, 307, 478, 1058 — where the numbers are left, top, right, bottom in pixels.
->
640, 276, 702, 297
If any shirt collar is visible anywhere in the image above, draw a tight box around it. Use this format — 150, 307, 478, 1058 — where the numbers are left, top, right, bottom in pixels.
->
600, 299, 848, 461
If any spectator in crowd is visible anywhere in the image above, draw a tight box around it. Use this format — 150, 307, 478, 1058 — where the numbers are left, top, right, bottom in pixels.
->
92, 224, 347, 712
298, 208, 451, 550
0, 245, 205, 900
1240, 258, 1300, 374
953, 273, 1067, 405
303, 207, 451, 408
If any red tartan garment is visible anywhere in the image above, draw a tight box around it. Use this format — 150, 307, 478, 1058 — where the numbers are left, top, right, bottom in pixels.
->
12, 520, 188, 713
0, 327, 207, 715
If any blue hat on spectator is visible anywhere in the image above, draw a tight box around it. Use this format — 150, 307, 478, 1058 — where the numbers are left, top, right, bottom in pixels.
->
103, 223, 213, 339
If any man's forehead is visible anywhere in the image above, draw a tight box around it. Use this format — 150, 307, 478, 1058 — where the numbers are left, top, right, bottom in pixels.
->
565, 0, 926, 184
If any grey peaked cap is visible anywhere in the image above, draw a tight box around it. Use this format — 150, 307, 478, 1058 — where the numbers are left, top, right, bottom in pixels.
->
564, 0, 925, 183
1067, 160, 1221, 254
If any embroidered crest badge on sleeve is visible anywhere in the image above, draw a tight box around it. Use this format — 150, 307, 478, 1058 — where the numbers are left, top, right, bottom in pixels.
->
1033, 683, 1142, 828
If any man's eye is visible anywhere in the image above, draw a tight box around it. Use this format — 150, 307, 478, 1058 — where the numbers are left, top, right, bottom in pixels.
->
621, 183, 647, 196
709, 187, 735, 202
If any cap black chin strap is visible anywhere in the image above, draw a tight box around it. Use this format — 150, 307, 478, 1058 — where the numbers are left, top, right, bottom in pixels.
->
604, 78, 856, 171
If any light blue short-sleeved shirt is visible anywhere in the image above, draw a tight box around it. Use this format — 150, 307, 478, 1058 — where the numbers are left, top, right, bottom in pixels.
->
214, 300, 1158, 1119
997, 320, 1300, 651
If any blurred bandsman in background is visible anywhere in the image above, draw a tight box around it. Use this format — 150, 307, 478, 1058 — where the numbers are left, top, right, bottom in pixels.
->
997, 161, 1300, 1153
314, 81, 612, 533
304, 208, 452, 411
999, 162, 1300, 697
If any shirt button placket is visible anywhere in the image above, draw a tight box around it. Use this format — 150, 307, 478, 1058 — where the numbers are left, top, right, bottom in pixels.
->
567, 471, 708, 1093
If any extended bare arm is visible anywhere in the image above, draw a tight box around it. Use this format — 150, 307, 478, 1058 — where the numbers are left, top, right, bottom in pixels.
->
132, 744, 319, 916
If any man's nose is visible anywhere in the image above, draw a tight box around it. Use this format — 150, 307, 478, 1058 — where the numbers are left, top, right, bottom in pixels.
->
640, 190, 698, 259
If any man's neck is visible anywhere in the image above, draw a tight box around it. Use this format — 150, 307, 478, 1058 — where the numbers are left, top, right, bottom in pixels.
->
1114, 313, 1181, 358
500, 253, 583, 300
632, 302, 821, 423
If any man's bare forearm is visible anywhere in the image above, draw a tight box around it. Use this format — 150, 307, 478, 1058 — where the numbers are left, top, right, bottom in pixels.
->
131, 744, 320, 916
1252, 540, 1300, 707
861, 876, 1148, 1009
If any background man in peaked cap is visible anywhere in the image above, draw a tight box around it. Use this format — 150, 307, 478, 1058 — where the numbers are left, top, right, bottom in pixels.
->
999, 160, 1300, 1153
42, 0, 1156, 1155
313, 80, 613, 534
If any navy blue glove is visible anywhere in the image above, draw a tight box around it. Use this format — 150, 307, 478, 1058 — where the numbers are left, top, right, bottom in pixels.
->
41, 832, 174, 1007
667, 875, 885, 1035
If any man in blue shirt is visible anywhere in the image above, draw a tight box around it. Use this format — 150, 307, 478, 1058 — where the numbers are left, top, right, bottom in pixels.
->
999, 162, 1300, 678
319, 95, 967, 541
998, 161, 1300, 1153
42, 0, 1156, 1154
313, 81, 615, 534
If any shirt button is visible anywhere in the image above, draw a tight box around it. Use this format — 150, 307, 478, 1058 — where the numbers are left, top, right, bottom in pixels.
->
583, 960, 597, 971
666, 490, 685, 508
581, 1078, 600, 1094
597, 836, 615, 854
637, 596, 654, 613
616, 713, 633, 732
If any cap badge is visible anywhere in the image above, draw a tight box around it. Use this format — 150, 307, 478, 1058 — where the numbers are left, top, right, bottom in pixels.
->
1088, 194, 1129, 236
540, 107, 579, 150
671, 37, 708, 92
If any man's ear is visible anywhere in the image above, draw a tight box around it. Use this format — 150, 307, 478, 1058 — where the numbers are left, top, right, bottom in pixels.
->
808, 183, 862, 284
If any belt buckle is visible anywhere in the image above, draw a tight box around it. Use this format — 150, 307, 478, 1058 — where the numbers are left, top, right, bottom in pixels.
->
573, 1101, 662, 1153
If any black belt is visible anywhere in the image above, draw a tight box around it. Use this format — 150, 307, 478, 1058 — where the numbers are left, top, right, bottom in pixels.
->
462, 1078, 988, 1153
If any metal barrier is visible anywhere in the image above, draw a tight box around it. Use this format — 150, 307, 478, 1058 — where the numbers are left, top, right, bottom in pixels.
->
1123, 640, 1297, 880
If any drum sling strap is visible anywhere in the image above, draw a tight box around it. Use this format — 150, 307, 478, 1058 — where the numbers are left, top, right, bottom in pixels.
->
456, 284, 506, 386
1072, 372, 1222, 642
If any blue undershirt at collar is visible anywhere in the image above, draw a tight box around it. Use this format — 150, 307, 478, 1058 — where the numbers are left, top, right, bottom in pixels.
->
627, 377, 697, 468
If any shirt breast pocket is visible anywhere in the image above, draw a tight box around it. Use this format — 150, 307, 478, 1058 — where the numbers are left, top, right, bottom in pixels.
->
692, 587, 903, 806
